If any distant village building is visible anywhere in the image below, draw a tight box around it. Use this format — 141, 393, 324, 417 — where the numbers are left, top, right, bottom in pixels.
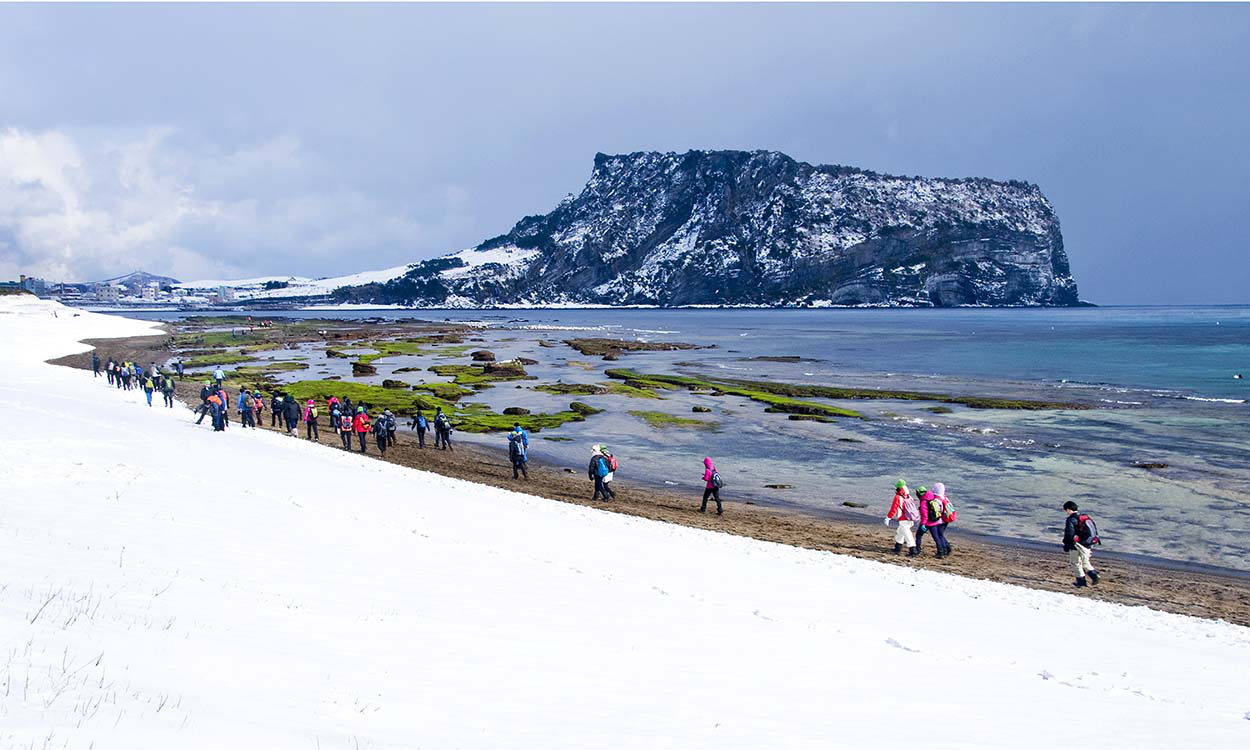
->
96, 285, 121, 302
19, 275, 47, 296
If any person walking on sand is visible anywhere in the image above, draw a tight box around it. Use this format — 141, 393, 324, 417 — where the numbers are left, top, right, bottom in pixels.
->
885, 479, 920, 556
919, 486, 950, 559
372, 415, 388, 455
339, 405, 355, 450
238, 388, 255, 428
434, 408, 453, 451
588, 444, 614, 501
353, 407, 371, 453
700, 456, 723, 514
410, 409, 428, 448
283, 395, 301, 435
304, 400, 320, 441
508, 426, 529, 480
383, 409, 397, 447
932, 482, 956, 557
91, 351, 100, 378
270, 393, 283, 427
1063, 501, 1102, 587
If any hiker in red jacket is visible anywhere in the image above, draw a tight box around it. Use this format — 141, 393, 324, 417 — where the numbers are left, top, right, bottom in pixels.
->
353, 407, 371, 453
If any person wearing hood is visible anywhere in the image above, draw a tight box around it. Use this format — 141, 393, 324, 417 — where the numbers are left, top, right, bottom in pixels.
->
383, 409, 397, 447
304, 399, 320, 441
282, 394, 302, 435
919, 485, 951, 559
372, 412, 389, 455
700, 457, 723, 514
270, 393, 283, 427
588, 444, 614, 501
91, 351, 100, 378
932, 482, 956, 557
237, 388, 255, 428
434, 407, 453, 451
217, 386, 230, 428
885, 479, 920, 556
508, 426, 529, 480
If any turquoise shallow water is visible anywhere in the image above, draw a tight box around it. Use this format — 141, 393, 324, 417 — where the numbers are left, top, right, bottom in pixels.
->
119, 306, 1250, 571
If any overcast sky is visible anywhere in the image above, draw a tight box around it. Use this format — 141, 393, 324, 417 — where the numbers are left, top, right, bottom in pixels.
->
1, 3, 1246, 304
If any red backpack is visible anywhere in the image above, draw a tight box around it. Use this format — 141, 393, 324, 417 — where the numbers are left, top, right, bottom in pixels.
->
1076, 514, 1101, 546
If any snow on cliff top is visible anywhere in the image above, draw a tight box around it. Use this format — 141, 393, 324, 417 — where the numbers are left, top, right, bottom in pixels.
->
177, 263, 415, 298
2, 297, 1248, 747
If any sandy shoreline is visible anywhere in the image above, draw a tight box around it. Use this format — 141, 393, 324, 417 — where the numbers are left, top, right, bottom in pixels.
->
53, 330, 1250, 627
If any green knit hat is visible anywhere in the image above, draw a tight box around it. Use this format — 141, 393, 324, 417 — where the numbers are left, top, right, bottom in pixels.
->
895, 479, 907, 489
917, 486, 928, 494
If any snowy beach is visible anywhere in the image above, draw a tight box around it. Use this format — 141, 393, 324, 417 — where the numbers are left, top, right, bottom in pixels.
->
3, 296, 1249, 748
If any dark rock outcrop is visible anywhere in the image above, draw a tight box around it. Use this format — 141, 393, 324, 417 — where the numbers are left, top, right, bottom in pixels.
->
337, 150, 1080, 307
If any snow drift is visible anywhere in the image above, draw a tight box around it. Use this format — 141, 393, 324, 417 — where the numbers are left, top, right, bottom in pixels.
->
0, 296, 1246, 748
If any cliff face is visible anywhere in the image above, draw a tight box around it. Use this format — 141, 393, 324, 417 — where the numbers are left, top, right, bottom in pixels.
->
340, 150, 1080, 307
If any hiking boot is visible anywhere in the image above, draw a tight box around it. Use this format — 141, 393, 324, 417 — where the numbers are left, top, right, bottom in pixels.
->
907, 547, 919, 557
1088, 570, 1100, 585
1074, 577, 1088, 588
893, 543, 903, 555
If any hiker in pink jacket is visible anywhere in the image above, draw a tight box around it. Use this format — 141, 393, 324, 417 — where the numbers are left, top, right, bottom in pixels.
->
919, 486, 952, 559
303, 399, 320, 441
700, 457, 723, 515
885, 479, 920, 556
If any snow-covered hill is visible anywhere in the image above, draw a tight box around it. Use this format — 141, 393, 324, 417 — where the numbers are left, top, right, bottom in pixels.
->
175, 263, 417, 301
2, 297, 1245, 748
337, 150, 1081, 307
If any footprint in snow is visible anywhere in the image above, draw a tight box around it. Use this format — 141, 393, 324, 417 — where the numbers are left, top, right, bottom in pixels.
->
1039, 670, 1055, 681
885, 638, 918, 653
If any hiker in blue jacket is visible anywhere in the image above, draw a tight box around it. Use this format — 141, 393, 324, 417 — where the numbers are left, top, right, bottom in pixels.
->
237, 389, 255, 428
409, 409, 428, 448
508, 426, 529, 479
588, 444, 614, 501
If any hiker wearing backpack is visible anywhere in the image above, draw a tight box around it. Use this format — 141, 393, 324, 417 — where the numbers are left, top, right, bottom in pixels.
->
372, 415, 389, 455
161, 374, 176, 408
410, 409, 428, 448
919, 487, 951, 558
338, 406, 354, 450
213, 367, 226, 389
1063, 501, 1102, 587
142, 375, 155, 406
238, 389, 255, 428
601, 445, 618, 492
105, 358, 114, 385
885, 479, 920, 556
588, 444, 614, 501
700, 456, 723, 514
508, 426, 529, 479
217, 387, 230, 429
434, 408, 453, 451
207, 391, 224, 432
91, 352, 100, 377
176, 360, 184, 380
270, 393, 283, 427
932, 482, 956, 556
304, 400, 320, 441
353, 407, 371, 453
383, 409, 397, 447
282, 395, 301, 435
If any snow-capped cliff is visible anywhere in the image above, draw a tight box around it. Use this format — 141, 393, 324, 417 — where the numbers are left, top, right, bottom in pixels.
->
338, 150, 1080, 308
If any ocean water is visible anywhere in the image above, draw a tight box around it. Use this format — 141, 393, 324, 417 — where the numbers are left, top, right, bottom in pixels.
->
120, 306, 1250, 571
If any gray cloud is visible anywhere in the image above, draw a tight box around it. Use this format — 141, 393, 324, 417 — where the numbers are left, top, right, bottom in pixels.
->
0, 3, 1246, 302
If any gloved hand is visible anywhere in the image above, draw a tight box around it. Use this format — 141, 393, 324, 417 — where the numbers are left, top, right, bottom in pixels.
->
883, 517, 892, 526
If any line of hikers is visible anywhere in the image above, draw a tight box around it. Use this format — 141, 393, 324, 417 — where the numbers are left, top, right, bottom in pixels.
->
94, 356, 1101, 588
101, 356, 178, 408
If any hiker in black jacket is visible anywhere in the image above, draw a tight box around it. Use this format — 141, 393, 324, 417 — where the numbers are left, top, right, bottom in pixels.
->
91, 352, 100, 377
195, 382, 212, 424
270, 394, 283, 427
282, 396, 301, 435
1063, 501, 1101, 588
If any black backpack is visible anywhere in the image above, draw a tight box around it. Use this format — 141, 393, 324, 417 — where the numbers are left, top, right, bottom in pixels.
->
711, 470, 724, 489
1076, 514, 1102, 546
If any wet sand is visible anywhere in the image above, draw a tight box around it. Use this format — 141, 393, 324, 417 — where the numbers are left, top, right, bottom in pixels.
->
54, 333, 1250, 627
